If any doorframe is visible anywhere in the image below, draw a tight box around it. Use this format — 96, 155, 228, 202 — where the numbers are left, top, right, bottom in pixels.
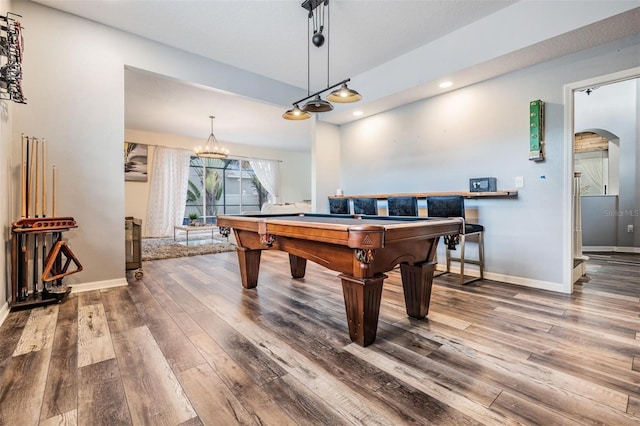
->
562, 66, 640, 293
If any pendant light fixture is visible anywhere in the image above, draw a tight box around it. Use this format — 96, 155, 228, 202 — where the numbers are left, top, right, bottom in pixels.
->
194, 115, 229, 159
327, 82, 362, 103
302, 95, 333, 112
282, 104, 311, 120
283, 0, 361, 120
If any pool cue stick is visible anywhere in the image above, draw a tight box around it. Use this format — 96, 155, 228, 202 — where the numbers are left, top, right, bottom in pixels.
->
41, 232, 48, 291
33, 139, 39, 295
23, 137, 31, 298
25, 136, 29, 218
54, 232, 62, 286
18, 152, 26, 299
42, 138, 46, 217
34, 138, 39, 217
21, 233, 28, 299
52, 166, 56, 217
28, 138, 36, 218
11, 234, 18, 302
24, 137, 38, 297
33, 231, 39, 296
21, 134, 25, 218
26, 138, 37, 297
41, 140, 47, 292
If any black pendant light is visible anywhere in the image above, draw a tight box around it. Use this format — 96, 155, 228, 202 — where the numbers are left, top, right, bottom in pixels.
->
302, 95, 333, 112
283, 0, 361, 120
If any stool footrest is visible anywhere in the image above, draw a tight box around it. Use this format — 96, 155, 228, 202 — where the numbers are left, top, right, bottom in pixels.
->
448, 256, 482, 266
459, 276, 482, 285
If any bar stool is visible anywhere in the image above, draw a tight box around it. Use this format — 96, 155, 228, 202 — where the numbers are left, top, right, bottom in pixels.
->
353, 198, 378, 215
329, 198, 349, 214
388, 196, 418, 216
427, 195, 484, 285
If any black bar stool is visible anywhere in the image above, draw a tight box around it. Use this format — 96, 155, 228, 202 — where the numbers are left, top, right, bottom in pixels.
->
328, 198, 349, 214
388, 196, 418, 216
427, 195, 484, 285
353, 198, 378, 215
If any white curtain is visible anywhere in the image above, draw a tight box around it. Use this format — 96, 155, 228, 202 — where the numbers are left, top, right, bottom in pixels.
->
249, 160, 281, 204
145, 146, 192, 237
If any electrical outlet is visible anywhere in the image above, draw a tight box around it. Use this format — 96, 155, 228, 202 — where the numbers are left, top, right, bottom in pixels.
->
515, 176, 524, 188
628, 225, 634, 233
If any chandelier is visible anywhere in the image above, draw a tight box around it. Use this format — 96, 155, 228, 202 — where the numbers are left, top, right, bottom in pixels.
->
283, 0, 361, 120
194, 115, 229, 159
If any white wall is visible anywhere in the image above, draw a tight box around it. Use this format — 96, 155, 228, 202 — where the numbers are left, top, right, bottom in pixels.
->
312, 120, 341, 214
0, 0, 13, 319
637, 79, 640, 247
10, 1, 309, 291
337, 36, 640, 291
125, 128, 311, 236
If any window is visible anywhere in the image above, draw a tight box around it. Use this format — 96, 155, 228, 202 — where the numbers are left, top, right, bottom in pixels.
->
184, 157, 268, 224
575, 150, 609, 195
574, 131, 620, 196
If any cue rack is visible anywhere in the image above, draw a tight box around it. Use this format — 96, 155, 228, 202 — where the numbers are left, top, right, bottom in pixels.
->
10, 134, 82, 309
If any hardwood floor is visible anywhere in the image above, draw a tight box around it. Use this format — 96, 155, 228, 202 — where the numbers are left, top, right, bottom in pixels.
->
0, 250, 638, 425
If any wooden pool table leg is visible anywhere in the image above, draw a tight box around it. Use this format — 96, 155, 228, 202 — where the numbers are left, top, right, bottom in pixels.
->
400, 260, 437, 318
236, 247, 262, 289
288, 254, 307, 278
339, 274, 386, 346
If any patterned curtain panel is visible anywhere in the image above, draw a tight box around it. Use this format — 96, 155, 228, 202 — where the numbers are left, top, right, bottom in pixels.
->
249, 160, 281, 204
145, 146, 192, 237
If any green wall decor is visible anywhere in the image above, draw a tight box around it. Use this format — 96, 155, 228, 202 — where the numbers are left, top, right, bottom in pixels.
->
529, 100, 545, 161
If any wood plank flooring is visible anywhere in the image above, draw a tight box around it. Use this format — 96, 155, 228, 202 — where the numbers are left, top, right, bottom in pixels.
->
0, 250, 638, 425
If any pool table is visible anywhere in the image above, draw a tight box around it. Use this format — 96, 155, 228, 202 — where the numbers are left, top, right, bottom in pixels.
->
216, 213, 463, 346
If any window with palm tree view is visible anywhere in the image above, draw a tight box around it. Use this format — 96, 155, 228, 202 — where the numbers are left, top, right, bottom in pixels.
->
185, 157, 269, 224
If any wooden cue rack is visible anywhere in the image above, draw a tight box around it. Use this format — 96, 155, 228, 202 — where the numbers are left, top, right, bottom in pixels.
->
10, 135, 82, 310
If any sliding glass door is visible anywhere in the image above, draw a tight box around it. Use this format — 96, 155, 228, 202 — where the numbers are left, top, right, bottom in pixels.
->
184, 158, 268, 224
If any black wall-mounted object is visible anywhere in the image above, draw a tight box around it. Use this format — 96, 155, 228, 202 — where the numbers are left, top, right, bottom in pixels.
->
302, 0, 327, 13
469, 177, 497, 192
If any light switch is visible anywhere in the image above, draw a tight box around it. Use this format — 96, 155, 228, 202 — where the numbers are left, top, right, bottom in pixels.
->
515, 176, 524, 188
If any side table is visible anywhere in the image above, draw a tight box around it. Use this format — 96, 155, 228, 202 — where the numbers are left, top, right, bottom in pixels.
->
173, 225, 217, 245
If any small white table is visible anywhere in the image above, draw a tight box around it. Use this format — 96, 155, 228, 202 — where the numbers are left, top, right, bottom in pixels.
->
173, 225, 217, 245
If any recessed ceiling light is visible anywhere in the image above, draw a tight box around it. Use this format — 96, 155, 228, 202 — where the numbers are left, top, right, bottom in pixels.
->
353, 110, 363, 116
439, 81, 453, 88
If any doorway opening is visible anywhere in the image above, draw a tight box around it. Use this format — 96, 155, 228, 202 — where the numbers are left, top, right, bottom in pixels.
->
564, 67, 640, 293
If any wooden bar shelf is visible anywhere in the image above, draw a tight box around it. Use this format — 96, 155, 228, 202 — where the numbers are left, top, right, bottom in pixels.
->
328, 190, 518, 200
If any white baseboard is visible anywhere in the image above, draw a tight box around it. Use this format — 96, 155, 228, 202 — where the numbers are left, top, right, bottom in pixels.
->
583, 246, 640, 254
0, 302, 9, 327
435, 263, 565, 293
0, 278, 128, 328
70, 278, 128, 293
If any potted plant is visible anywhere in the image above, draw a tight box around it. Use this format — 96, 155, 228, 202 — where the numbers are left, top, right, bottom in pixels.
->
188, 213, 199, 226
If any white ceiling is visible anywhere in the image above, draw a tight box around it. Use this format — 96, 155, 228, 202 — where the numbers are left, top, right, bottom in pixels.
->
31, 1, 640, 151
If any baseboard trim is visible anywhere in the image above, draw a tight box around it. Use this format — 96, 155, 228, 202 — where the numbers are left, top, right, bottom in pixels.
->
435, 263, 565, 293
0, 302, 9, 328
70, 278, 128, 293
0, 279, 127, 328
583, 246, 640, 254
